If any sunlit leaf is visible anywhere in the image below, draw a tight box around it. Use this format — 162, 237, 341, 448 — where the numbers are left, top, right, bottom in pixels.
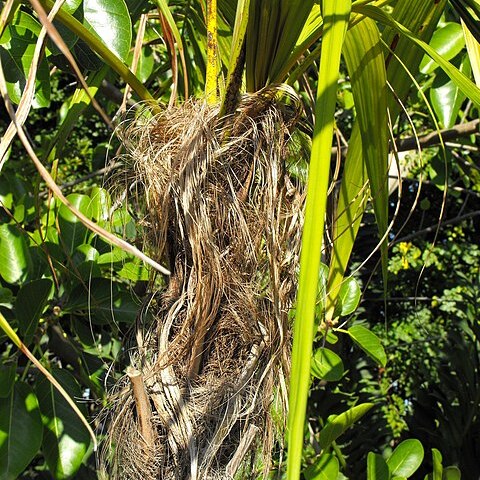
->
58, 194, 93, 254
0, 224, 32, 285
335, 276, 361, 317
0, 20, 50, 107
420, 22, 465, 74
318, 403, 374, 452
83, 0, 132, 62
287, 3, 351, 478
36, 369, 91, 479
311, 347, 344, 381
430, 54, 471, 127
387, 439, 424, 477
348, 325, 387, 367
304, 454, 339, 480
0, 382, 43, 480
367, 452, 389, 480
431, 448, 443, 480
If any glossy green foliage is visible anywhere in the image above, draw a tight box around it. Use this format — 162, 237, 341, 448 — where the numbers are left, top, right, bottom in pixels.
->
0, 10, 50, 107
348, 325, 387, 367
35, 369, 91, 479
311, 347, 344, 381
0, 382, 43, 480
304, 454, 339, 480
387, 439, 424, 477
16, 278, 53, 345
317, 403, 374, 452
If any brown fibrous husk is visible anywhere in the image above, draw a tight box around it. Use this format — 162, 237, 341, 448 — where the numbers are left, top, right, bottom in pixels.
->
100, 87, 305, 479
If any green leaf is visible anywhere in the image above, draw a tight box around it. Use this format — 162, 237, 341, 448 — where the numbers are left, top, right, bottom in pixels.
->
327, 15, 389, 320
58, 194, 93, 254
304, 454, 339, 480
35, 369, 91, 479
45, 67, 108, 162
367, 452, 390, 480
387, 439, 424, 478
118, 260, 150, 281
83, 0, 132, 63
420, 23, 465, 74
287, 3, 351, 479
431, 448, 443, 480
16, 279, 53, 346
359, 5, 480, 109
348, 325, 387, 367
443, 466, 461, 480
0, 287, 13, 308
41, 0, 155, 106
72, 244, 99, 265
318, 403, 373, 452
0, 21, 50, 108
0, 382, 43, 480
127, 45, 154, 83
47, 0, 83, 56
335, 276, 361, 317
311, 348, 344, 381
430, 55, 471, 128
66, 278, 139, 324
0, 224, 32, 285
0, 363, 16, 398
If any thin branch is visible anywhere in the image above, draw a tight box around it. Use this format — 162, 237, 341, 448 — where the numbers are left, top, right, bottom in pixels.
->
332, 119, 479, 158
392, 210, 480, 244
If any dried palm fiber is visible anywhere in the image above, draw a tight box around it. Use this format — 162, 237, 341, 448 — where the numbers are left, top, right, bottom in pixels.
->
100, 86, 305, 479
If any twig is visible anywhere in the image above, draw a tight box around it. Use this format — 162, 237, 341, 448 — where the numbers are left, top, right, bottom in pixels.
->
392, 210, 480, 244
126, 367, 155, 447
225, 424, 259, 478
332, 119, 479, 158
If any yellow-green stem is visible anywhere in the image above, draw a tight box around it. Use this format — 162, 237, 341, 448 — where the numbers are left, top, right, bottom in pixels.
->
206, 0, 218, 103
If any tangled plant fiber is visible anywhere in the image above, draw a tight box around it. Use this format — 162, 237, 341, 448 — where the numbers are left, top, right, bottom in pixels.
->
101, 87, 305, 479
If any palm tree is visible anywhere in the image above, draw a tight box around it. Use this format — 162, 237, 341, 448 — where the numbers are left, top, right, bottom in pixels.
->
1, 0, 479, 478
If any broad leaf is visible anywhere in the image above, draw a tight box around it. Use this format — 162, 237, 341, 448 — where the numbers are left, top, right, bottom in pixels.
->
36, 369, 91, 479
348, 325, 387, 367
66, 278, 139, 324
304, 454, 339, 480
387, 439, 424, 478
0, 363, 16, 398
16, 278, 53, 346
58, 194, 93, 254
311, 348, 344, 381
0, 13, 50, 107
367, 452, 389, 480
318, 403, 374, 452
420, 22, 465, 74
0, 287, 13, 308
430, 55, 471, 127
0, 224, 32, 285
0, 382, 43, 480
83, 0, 132, 62
443, 467, 461, 480
335, 276, 361, 317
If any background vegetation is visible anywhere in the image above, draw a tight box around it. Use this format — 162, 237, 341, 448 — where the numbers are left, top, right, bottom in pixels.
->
0, 0, 480, 478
